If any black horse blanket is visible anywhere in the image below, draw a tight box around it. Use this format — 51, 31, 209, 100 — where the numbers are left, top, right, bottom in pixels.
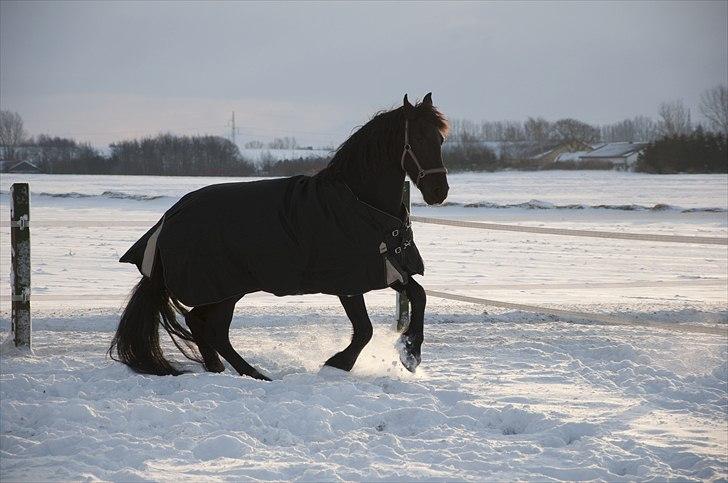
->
120, 176, 424, 307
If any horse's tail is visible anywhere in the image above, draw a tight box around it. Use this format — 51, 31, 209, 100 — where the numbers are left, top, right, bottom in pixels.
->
109, 258, 203, 376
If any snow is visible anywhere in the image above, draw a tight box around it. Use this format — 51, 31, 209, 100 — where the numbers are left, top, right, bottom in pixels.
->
2, 311, 726, 481
0, 171, 726, 480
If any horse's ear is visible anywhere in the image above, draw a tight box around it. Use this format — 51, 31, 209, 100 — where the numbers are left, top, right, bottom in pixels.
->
423, 92, 433, 106
403, 94, 413, 110
403, 94, 414, 118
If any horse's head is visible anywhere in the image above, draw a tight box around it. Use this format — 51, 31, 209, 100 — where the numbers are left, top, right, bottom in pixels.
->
401, 93, 449, 205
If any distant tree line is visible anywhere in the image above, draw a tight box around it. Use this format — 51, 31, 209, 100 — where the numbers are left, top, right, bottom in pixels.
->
446, 89, 725, 148
443, 86, 727, 173
33, 135, 108, 174
244, 136, 299, 150
449, 117, 603, 146
1, 85, 726, 175
108, 134, 255, 176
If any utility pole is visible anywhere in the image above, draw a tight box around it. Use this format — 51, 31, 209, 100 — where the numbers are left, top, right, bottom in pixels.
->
228, 111, 240, 146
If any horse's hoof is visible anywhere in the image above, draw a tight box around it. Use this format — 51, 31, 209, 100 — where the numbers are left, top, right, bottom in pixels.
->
397, 335, 422, 373
204, 359, 225, 373
324, 353, 354, 372
399, 350, 421, 373
249, 371, 272, 381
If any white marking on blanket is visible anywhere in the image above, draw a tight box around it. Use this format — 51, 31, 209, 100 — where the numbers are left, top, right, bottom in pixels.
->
141, 220, 164, 277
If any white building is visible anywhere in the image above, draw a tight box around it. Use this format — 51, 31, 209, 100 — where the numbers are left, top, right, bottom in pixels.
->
578, 142, 648, 169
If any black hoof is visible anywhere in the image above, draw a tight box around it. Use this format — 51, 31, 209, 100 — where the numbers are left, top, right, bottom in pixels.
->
324, 352, 355, 372
204, 359, 226, 373
397, 335, 422, 373
250, 371, 272, 381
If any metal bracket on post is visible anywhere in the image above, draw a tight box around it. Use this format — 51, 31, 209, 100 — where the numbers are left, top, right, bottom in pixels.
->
10, 218, 29, 230
10, 183, 31, 350
396, 181, 411, 332
11, 288, 31, 303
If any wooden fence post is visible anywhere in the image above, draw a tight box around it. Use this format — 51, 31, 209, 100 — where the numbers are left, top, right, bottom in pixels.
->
396, 181, 411, 332
11, 183, 31, 349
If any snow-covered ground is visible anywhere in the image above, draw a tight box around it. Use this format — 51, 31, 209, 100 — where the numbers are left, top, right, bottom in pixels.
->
1, 171, 726, 481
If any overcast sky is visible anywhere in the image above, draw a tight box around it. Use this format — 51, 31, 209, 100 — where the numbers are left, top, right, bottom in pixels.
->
1, 1, 726, 148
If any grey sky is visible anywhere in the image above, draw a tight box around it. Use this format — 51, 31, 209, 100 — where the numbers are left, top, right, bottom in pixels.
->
1, 1, 726, 148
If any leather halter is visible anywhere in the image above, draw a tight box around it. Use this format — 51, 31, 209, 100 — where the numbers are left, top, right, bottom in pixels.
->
400, 119, 448, 185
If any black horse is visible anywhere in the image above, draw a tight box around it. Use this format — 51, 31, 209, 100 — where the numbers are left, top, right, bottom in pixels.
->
109, 93, 449, 380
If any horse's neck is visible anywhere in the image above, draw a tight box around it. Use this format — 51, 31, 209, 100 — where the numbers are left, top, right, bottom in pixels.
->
355, 168, 405, 217
326, 135, 407, 216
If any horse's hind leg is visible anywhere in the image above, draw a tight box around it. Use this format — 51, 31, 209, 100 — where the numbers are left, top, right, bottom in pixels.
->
185, 311, 225, 373
193, 297, 271, 381
325, 295, 373, 371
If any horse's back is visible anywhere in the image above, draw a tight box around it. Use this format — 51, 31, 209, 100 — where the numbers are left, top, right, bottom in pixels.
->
122, 177, 306, 305
121, 174, 419, 306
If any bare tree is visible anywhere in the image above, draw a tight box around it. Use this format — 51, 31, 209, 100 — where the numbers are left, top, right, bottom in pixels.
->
552, 118, 600, 143
523, 117, 551, 147
600, 116, 658, 142
480, 121, 503, 141
502, 121, 525, 142
601, 118, 635, 142
449, 119, 480, 142
268, 136, 297, 149
658, 100, 692, 137
632, 115, 658, 142
0, 110, 28, 160
699, 85, 728, 135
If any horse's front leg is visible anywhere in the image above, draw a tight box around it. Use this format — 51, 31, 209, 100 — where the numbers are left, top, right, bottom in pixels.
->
324, 295, 373, 371
396, 278, 425, 372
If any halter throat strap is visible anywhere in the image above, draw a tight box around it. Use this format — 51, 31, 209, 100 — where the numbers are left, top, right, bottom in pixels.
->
400, 119, 447, 185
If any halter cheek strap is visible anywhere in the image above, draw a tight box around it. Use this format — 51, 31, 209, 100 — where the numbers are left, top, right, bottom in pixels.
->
400, 119, 448, 185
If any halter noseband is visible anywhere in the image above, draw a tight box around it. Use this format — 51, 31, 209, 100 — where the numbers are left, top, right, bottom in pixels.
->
400, 119, 448, 185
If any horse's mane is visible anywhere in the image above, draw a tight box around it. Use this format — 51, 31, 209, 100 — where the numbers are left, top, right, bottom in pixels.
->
319, 100, 449, 183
